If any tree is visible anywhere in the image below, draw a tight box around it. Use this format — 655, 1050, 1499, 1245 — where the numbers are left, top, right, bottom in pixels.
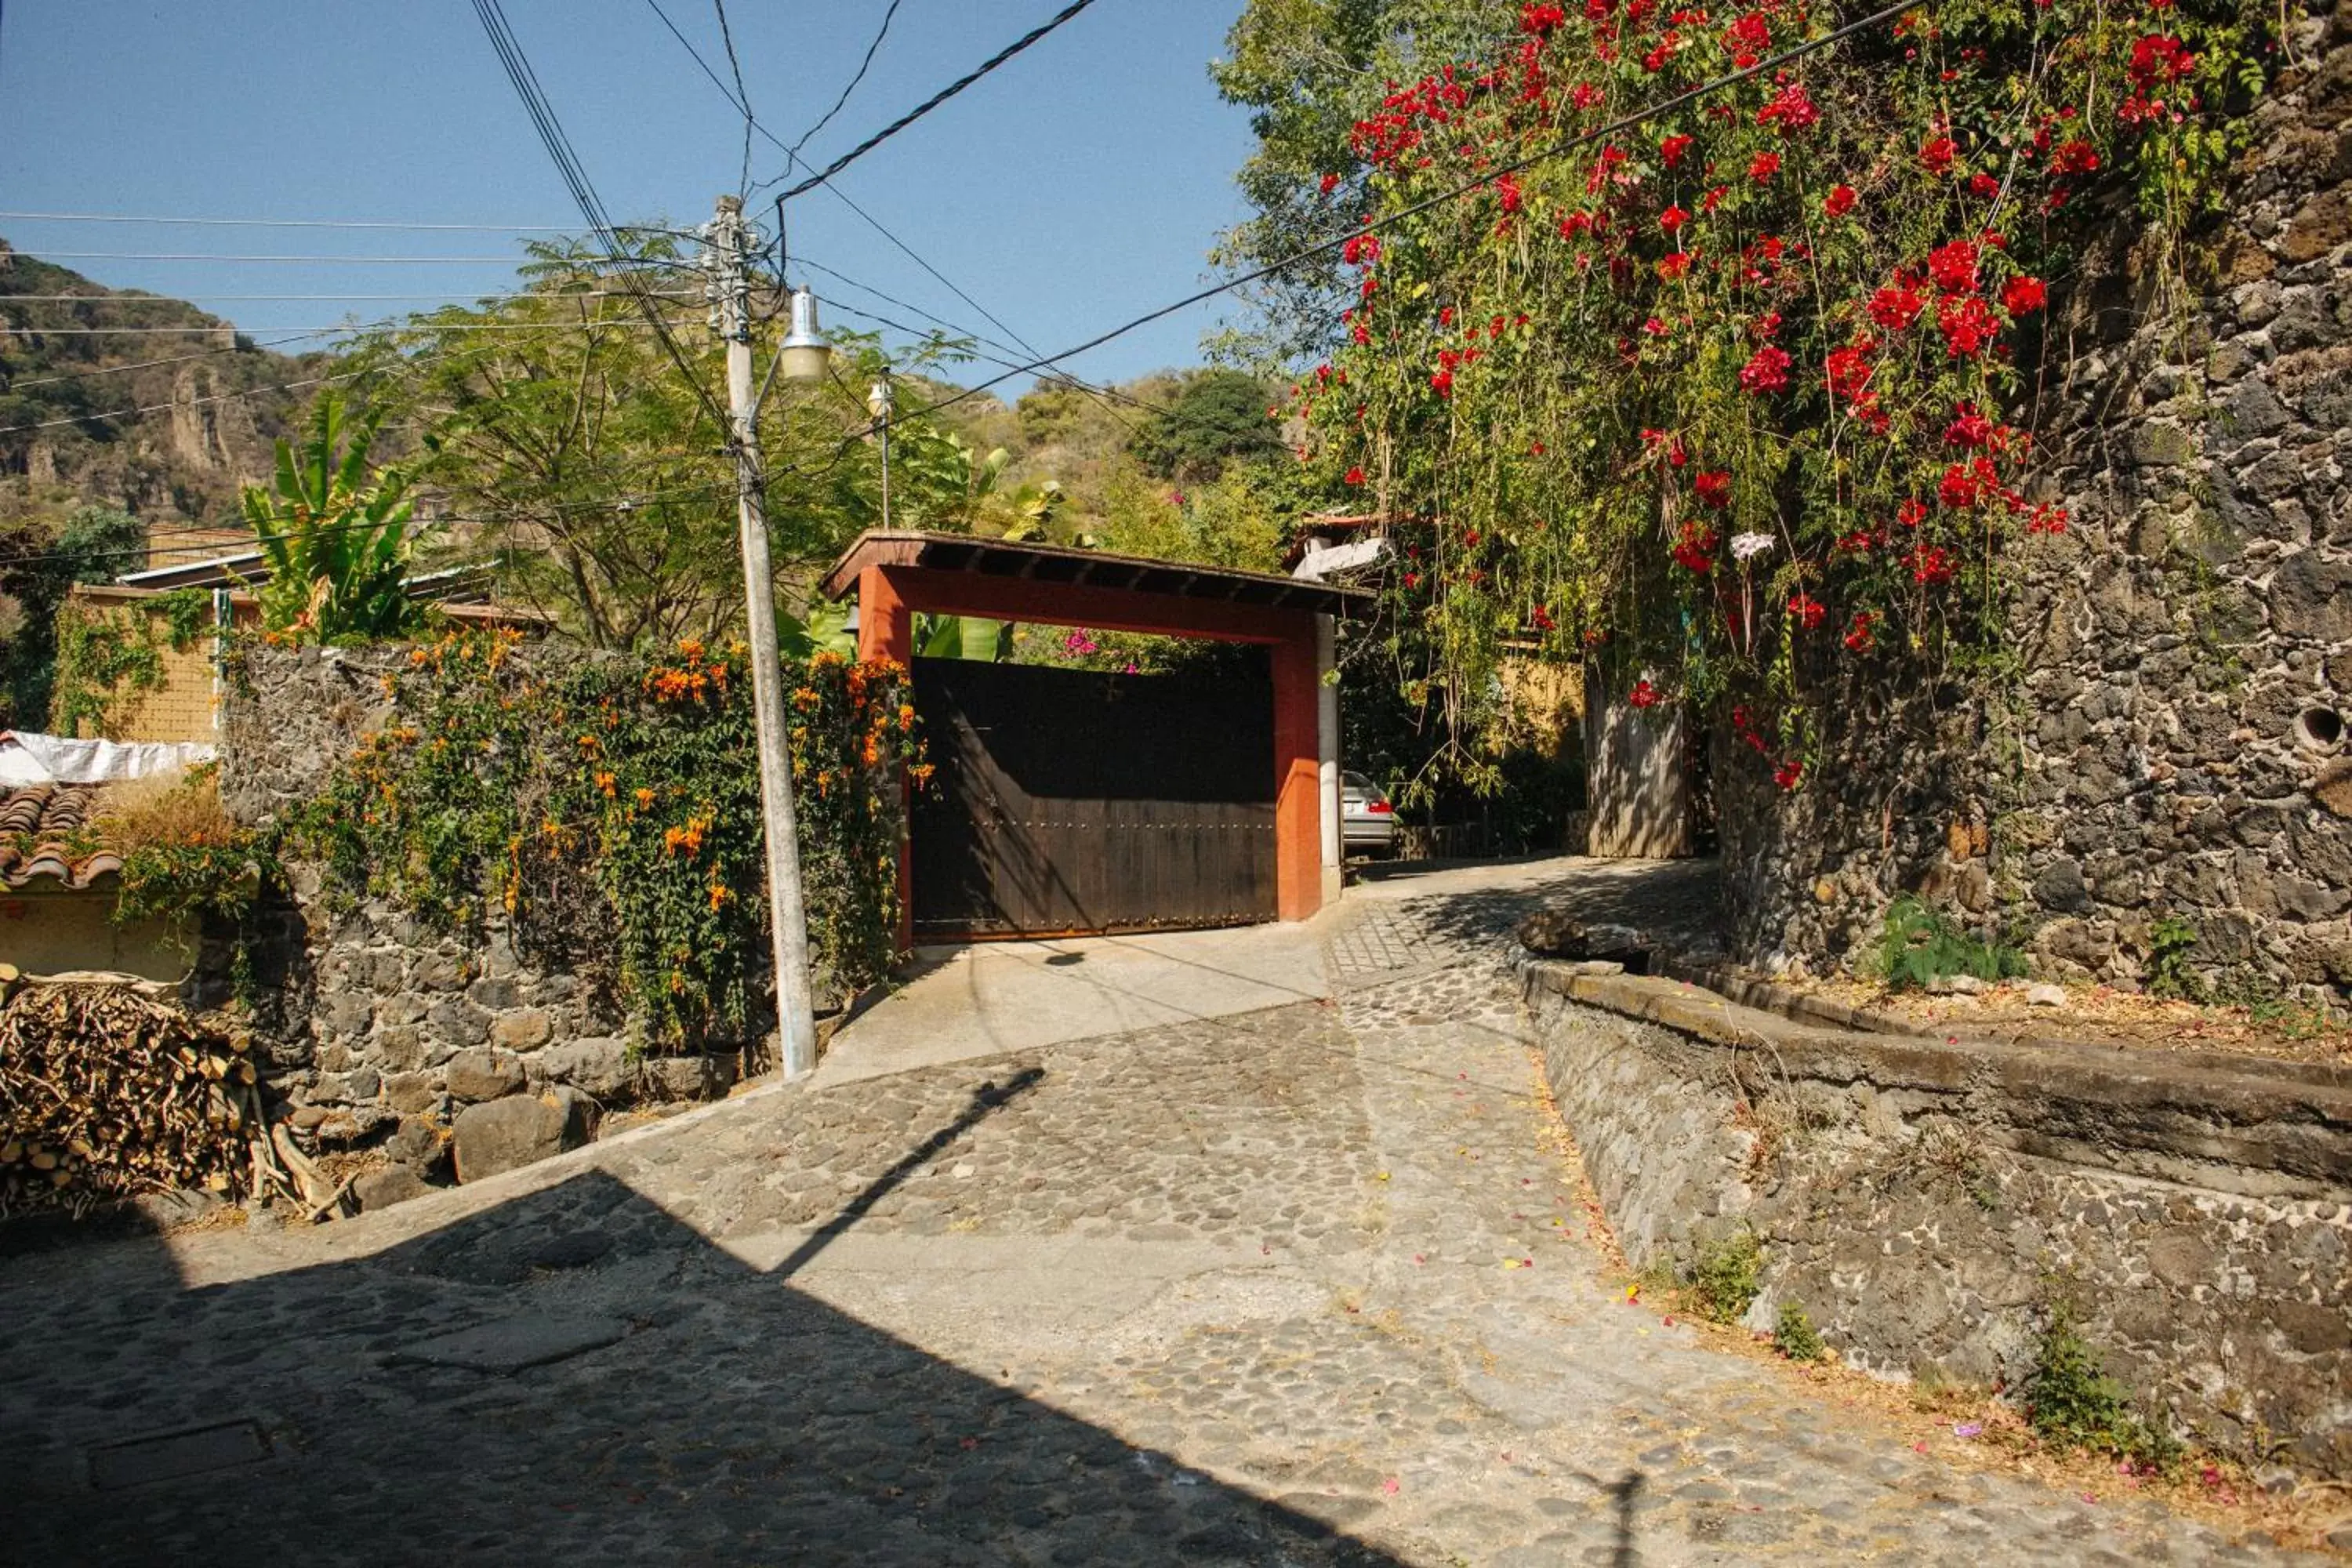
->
1129, 369, 1283, 483
361, 237, 971, 650
0, 504, 143, 727
242, 393, 423, 643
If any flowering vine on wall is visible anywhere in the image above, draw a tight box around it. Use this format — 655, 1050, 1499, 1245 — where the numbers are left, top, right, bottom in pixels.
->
295, 631, 921, 1048
1291, 0, 2280, 784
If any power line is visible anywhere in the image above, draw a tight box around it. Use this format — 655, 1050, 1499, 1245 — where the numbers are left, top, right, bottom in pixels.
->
7, 318, 695, 336
2, 485, 742, 573
813, 0, 1922, 461
710, 0, 756, 194
471, 0, 734, 435
786, 0, 903, 158
9, 251, 549, 263
0, 211, 579, 230
6, 332, 347, 389
0, 339, 513, 437
0, 290, 692, 302
772, 0, 1104, 200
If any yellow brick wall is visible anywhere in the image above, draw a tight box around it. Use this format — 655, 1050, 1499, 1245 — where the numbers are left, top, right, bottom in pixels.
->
114, 638, 220, 743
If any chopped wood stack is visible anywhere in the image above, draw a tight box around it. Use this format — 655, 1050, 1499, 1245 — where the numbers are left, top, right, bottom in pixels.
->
0, 971, 261, 1218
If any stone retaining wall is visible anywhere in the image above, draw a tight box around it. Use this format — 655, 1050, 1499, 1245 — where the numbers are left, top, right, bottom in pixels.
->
1522, 958, 2352, 1478
1717, 15, 2352, 1008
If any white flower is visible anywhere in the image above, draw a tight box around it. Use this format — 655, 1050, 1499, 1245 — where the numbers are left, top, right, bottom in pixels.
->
1730, 532, 1777, 562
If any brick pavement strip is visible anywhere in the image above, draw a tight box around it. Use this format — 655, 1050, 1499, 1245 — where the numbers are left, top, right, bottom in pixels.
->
0, 938, 2325, 1563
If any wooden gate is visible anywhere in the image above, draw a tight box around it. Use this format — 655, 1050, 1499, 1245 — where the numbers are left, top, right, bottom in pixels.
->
908, 657, 1276, 938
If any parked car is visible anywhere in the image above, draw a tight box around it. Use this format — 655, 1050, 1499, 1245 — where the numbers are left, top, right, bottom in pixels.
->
1341, 771, 1398, 856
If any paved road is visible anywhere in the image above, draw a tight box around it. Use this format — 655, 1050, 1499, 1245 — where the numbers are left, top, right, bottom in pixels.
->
0, 869, 2318, 1564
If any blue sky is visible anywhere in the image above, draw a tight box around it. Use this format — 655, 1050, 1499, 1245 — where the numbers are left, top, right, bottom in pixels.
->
0, 1, 1259, 394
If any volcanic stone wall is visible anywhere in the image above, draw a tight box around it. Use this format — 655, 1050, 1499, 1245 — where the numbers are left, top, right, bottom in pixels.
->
1720, 13, 2352, 1006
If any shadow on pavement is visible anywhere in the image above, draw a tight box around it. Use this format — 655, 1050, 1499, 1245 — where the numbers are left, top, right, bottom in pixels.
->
3, 1167, 1404, 1566
1391, 858, 1727, 961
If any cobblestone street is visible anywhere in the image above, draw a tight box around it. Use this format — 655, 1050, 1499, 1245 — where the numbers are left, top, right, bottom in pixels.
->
0, 872, 2325, 1564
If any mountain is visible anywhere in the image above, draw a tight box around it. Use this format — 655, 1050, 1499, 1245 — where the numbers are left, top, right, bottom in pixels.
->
0, 245, 333, 532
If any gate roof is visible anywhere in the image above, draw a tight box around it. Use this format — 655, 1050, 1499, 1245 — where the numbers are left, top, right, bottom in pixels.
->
819, 531, 1374, 622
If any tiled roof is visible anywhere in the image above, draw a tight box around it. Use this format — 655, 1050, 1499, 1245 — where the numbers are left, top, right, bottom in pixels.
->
0, 783, 120, 890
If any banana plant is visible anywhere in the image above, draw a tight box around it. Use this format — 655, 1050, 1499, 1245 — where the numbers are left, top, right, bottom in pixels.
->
241, 392, 423, 642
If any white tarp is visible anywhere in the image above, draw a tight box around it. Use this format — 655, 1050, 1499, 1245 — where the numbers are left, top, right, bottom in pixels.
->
0, 732, 216, 788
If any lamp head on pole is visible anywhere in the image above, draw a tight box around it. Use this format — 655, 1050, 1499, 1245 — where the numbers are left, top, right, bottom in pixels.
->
866, 365, 892, 425
777, 286, 830, 383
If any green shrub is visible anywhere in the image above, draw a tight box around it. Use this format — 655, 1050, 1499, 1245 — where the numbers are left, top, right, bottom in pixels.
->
2024, 1302, 2180, 1469
1773, 1301, 1826, 1362
1874, 896, 2026, 992
1686, 1228, 1764, 1324
2146, 915, 2205, 1001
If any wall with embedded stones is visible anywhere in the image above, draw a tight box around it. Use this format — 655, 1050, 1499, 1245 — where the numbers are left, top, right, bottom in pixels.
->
210, 645, 748, 1205
1522, 959, 2352, 1479
1718, 13, 2352, 1007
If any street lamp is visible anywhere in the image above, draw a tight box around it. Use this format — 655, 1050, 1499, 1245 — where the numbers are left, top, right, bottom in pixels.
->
776, 286, 831, 385
867, 365, 893, 532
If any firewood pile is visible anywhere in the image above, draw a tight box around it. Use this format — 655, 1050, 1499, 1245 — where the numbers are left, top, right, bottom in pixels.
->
0, 969, 274, 1218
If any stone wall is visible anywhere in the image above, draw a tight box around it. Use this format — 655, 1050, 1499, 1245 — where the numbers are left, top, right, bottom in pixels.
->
212, 646, 746, 1203
1523, 959, 2352, 1479
1719, 14, 2352, 1007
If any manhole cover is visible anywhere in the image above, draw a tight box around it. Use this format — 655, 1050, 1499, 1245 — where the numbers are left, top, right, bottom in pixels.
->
89, 1419, 270, 1490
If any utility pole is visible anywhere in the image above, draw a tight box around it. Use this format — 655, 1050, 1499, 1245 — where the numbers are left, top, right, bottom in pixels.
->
709, 194, 818, 1080
868, 366, 893, 530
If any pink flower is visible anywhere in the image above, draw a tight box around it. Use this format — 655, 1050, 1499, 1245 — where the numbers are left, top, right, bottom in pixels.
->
1749, 151, 1781, 183
1660, 204, 1690, 232
1660, 132, 1694, 166
1344, 466, 1367, 486
1657, 250, 1693, 280
1773, 758, 1804, 789
1628, 678, 1662, 708
1319, 172, 1340, 194
1824, 183, 1857, 216
1694, 469, 1732, 509
1919, 135, 1959, 173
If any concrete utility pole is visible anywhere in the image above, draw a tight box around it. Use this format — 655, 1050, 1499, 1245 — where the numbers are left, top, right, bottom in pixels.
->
709, 194, 818, 1080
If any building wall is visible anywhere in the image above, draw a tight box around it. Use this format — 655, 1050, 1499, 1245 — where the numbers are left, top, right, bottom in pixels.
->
1719, 17, 2352, 1007
0, 888, 190, 980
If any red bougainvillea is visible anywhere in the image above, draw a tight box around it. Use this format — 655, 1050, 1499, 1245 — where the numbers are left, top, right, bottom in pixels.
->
1277, 0, 2275, 789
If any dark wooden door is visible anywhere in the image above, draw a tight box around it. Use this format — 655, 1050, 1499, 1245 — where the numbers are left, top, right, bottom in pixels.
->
909, 657, 1276, 938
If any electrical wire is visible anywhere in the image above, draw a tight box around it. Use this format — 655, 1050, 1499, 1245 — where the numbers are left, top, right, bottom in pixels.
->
786, 0, 902, 158
771, 0, 1103, 201
470, 0, 734, 435
14, 252, 551, 263
711, 0, 756, 194
0, 339, 515, 437
6, 318, 695, 336
0, 290, 691, 303
788, 0, 1923, 467
0, 212, 579, 230
5, 332, 346, 389
1, 485, 742, 573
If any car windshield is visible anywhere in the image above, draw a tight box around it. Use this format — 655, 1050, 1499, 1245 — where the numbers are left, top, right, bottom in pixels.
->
1343, 772, 1378, 793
